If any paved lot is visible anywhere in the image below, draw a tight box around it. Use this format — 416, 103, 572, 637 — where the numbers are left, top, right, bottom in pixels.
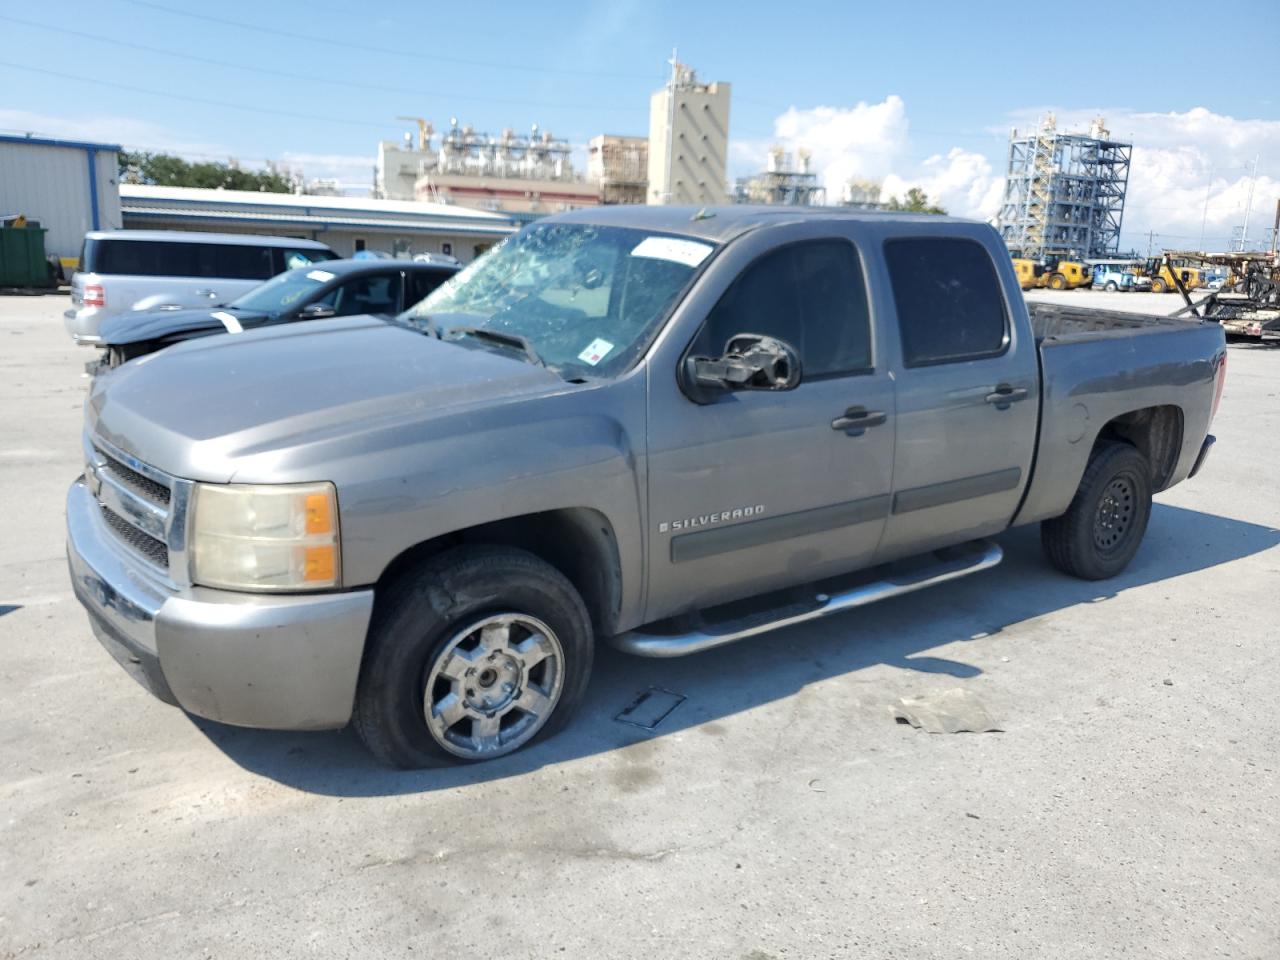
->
1, 291, 1277, 959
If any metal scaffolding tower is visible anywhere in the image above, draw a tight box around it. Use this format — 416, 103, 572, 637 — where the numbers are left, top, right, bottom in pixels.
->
997, 116, 1131, 260
733, 146, 826, 206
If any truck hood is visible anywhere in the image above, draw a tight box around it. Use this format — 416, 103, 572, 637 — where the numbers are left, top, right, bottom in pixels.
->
99, 306, 273, 346
88, 315, 571, 482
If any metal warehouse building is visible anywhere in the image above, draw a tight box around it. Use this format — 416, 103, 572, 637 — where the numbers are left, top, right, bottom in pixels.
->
120, 184, 517, 263
0, 134, 122, 267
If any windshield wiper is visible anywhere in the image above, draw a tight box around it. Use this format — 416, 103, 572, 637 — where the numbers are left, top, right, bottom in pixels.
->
444, 325, 545, 368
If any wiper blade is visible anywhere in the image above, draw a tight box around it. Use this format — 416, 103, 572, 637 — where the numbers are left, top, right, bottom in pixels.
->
444, 325, 544, 367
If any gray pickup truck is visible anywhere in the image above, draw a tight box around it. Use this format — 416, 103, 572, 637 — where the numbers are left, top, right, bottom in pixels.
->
67, 207, 1227, 767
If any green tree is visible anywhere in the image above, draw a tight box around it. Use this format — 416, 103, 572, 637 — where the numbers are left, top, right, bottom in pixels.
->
119, 151, 294, 193
884, 187, 947, 215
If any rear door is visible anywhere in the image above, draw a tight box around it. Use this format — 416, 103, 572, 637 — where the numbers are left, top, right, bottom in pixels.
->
644, 223, 896, 618
874, 230, 1039, 560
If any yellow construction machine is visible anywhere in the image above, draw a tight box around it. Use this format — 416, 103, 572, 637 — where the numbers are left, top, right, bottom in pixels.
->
1011, 256, 1091, 291
1143, 256, 1205, 293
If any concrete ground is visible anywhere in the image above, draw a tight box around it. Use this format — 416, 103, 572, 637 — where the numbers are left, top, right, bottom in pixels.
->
1, 291, 1277, 959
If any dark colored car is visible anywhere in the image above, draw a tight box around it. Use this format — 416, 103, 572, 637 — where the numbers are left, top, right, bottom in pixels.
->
95, 258, 459, 370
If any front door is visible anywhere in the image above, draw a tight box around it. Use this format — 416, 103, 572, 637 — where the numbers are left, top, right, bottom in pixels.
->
645, 230, 896, 621
875, 233, 1040, 560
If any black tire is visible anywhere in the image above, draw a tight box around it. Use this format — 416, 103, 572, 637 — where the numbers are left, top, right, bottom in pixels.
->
1041, 442, 1152, 580
1104, 281, 1118, 292
353, 546, 594, 768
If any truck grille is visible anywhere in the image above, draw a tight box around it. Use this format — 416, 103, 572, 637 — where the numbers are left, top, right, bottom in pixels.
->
101, 505, 170, 569
96, 446, 171, 506
86, 436, 183, 578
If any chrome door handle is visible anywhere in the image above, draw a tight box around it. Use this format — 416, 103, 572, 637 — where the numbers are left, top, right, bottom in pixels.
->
194, 288, 218, 298
985, 384, 1029, 406
831, 407, 887, 433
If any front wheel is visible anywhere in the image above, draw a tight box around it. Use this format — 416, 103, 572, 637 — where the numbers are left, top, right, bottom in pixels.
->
354, 546, 594, 767
1048, 274, 1067, 290
1041, 443, 1153, 580
1151, 278, 1167, 293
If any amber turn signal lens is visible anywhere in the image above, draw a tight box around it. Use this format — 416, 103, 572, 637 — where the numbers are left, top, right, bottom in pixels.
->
304, 492, 333, 535
303, 546, 336, 582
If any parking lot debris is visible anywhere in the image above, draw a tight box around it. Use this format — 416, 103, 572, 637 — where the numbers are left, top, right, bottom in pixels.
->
892, 688, 1002, 734
614, 687, 686, 730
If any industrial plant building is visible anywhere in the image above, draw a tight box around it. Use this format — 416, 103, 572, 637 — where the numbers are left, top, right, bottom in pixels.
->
734, 147, 825, 206
996, 116, 1131, 260
588, 135, 649, 205
376, 120, 598, 215
646, 59, 731, 206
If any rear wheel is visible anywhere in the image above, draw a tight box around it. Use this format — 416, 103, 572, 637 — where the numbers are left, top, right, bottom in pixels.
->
1041, 443, 1152, 580
1151, 278, 1167, 293
1104, 281, 1118, 292
1048, 274, 1067, 290
354, 546, 594, 767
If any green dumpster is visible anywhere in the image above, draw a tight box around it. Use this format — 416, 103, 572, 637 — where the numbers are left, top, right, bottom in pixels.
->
0, 223, 53, 288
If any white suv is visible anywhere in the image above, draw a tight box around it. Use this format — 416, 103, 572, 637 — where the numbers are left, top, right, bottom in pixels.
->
65, 231, 337, 344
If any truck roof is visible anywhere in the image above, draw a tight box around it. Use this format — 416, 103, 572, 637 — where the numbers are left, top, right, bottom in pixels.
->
548, 204, 979, 244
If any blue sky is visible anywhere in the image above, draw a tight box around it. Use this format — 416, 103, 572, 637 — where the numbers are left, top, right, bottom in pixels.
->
2, 0, 1278, 249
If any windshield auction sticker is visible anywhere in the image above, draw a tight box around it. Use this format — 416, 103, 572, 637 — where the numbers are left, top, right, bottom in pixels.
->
577, 338, 614, 365
630, 236, 713, 268
306, 270, 335, 282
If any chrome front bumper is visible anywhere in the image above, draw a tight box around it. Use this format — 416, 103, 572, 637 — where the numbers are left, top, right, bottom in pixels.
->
67, 478, 376, 730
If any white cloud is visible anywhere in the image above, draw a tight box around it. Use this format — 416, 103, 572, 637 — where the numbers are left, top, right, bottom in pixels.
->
734, 96, 999, 218
883, 148, 1003, 220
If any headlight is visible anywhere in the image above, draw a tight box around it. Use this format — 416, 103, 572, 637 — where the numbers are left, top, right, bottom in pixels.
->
190, 481, 340, 591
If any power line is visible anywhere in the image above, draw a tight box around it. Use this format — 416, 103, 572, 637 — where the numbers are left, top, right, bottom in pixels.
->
119, 0, 661, 82
1, 61, 402, 130
0, 14, 645, 116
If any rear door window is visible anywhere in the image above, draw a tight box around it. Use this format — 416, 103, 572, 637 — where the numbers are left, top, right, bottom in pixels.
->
88, 239, 281, 280
205, 244, 275, 281
884, 237, 1008, 367
92, 239, 196, 277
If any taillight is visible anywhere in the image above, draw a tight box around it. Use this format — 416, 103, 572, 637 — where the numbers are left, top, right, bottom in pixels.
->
1210, 353, 1227, 423
83, 284, 105, 308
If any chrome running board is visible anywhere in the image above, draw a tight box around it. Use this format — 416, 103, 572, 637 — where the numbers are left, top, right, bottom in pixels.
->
611, 539, 1003, 658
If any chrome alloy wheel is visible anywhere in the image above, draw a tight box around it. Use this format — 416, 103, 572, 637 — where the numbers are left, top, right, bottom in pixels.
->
422, 613, 565, 760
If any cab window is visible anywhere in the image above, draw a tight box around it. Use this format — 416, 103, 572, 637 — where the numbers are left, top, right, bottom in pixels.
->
884, 237, 1008, 367
689, 239, 872, 379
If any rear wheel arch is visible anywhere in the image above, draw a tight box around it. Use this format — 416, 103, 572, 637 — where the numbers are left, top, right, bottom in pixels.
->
1090, 405, 1184, 491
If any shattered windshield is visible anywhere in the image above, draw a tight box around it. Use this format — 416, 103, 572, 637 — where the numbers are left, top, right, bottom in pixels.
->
400, 223, 715, 377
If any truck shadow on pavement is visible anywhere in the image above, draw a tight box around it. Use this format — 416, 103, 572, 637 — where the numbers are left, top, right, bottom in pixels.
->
191, 502, 1279, 795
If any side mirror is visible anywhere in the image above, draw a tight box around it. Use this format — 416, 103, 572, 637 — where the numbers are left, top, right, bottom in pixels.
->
299, 302, 336, 320
684, 334, 802, 400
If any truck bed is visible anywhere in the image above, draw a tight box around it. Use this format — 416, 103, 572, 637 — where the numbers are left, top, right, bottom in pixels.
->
1027, 301, 1198, 342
